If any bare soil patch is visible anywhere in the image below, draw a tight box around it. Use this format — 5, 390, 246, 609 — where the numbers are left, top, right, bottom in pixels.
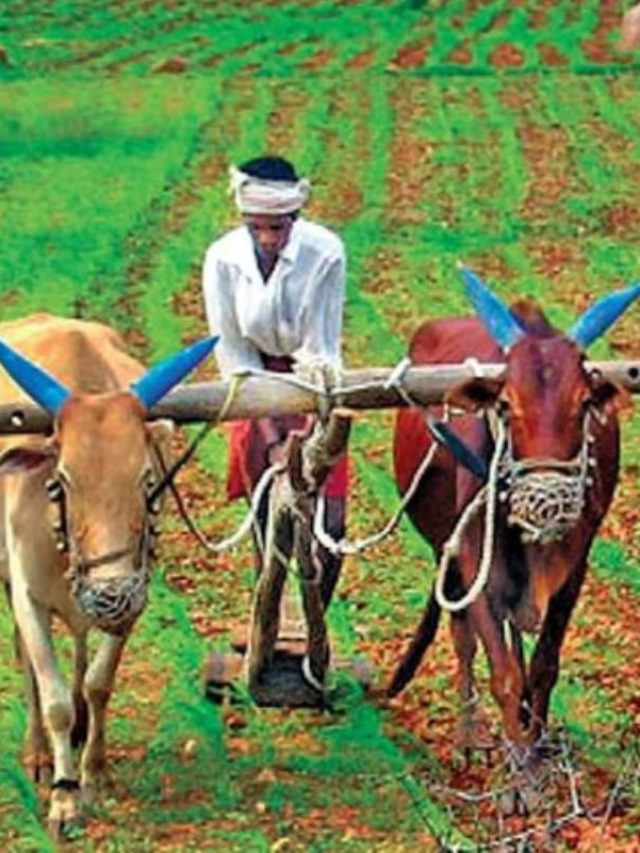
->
387, 39, 431, 71
490, 42, 525, 69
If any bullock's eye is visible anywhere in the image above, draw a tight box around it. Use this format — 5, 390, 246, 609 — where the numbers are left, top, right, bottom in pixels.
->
141, 469, 156, 492
495, 398, 510, 418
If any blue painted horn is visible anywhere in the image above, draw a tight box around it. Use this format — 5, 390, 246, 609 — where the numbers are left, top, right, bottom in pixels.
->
458, 265, 524, 350
130, 335, 219, 409
0, 338, 71, 413
0, 334, 218, 416
567, 281, 640, 349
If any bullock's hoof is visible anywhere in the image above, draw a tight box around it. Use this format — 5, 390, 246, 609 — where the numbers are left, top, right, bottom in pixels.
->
367, 684, 391, 707
47, 787, 83, 840
498, 788, 524, 816
47, 815, 84, 842
500, 746, 545, 815
455, 709, 499, 761
81, 780, 99, 806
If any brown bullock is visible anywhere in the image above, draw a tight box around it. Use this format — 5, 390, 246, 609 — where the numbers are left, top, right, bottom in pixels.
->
0, 314, 215, 837
389, 269, 638, 757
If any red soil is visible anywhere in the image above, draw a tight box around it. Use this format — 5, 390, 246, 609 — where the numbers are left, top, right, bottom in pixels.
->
490, 42, 526, 69
388, 39, 430, 71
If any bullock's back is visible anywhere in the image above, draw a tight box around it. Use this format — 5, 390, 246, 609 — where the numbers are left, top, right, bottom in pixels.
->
407, 315, 501, 366
406, 299, 553, 366
393, 315, 502, 552
0, 314, 144, 405
393, 302, 552, 550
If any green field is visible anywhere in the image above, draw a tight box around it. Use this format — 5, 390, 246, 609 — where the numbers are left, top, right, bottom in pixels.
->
1, 1, 640, 849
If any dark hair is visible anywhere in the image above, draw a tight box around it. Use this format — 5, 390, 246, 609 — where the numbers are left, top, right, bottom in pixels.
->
239, 156, 298, 182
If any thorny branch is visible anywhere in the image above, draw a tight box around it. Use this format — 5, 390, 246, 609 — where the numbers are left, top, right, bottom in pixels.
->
415, 726, 640, 851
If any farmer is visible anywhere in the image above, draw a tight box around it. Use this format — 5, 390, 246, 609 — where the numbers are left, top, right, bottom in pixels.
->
202, 155, 348, 609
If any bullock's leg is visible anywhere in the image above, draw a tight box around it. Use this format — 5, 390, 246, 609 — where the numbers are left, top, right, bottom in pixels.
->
11, 585, 80, 837
3, 581, 16, 648
5, 578, 52, 780
5, 574, 51, 780
468, 598, 526, 749
18, 631, 53, 783
469, 597, 544, 814
450, 613, 495, 756
71, 633, 89, 748
81, 632, 128, 800
527, 562, 587, 744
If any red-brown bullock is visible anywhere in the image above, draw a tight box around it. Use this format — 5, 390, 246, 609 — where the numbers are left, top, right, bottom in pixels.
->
0, 314, 216, 838
389, 269, 638, 759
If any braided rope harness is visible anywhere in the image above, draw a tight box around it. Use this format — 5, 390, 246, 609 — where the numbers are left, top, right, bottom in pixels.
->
500, 412, 595, 545
435, 409, 597, 613
48, 473, 161, 635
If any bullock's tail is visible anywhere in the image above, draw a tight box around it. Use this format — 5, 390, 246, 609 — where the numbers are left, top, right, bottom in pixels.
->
387, 587, 441, 697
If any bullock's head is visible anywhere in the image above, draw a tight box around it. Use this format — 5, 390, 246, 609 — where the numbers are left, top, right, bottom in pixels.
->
445, 267, 639, 542
0, 335, 217, 633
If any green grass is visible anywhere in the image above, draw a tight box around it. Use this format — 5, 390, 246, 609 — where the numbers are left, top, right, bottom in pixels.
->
1, 1, 640, 849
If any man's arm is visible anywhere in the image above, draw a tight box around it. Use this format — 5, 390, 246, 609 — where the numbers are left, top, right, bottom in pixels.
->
294, 244, 346, 370
202, 246, 263, 379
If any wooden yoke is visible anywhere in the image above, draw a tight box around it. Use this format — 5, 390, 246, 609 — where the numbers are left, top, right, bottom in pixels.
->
0, 362, 638, 435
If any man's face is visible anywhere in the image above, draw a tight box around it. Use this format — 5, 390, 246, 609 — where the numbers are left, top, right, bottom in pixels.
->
245, 213, 295, 261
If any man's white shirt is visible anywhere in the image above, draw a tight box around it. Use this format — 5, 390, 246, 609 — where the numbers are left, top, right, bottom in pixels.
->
202, 217, 345, 379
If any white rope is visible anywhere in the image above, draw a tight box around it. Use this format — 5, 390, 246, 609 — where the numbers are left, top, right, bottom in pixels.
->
463, 356, 484, 378
313, 426, 441, 556
301, 654, 326, 693
193, 462, 282, 554
311, 355, 448, 556
231, 365, 330, 396
231, 360, 422, 406
434, 415, 507, 613
313, 356, 446, 555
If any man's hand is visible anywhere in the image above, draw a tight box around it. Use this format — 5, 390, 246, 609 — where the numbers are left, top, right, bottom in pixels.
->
267, 440, 288, 467
294, 357, 342, 390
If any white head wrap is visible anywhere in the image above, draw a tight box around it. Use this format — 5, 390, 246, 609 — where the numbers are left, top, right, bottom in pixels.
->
229, 165, 311, 215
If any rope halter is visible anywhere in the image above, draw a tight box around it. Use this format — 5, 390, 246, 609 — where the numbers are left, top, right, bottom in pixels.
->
497, 409, 595, 545
48, 468, 161, 635
435, 406, 598, 613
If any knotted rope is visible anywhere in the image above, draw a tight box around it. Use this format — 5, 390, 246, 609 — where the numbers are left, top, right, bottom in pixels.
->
501, 410, 594, 545
434, 408, 597, 611
434, 413, 507, 612
312, 355, 447, 556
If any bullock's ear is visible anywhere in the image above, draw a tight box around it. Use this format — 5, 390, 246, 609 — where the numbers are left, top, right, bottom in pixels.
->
0, 445, 56, 475
147, 419, 174, 472
445, 378, 503, 413
147, 419, 174, 445
589, 374, 632, 418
